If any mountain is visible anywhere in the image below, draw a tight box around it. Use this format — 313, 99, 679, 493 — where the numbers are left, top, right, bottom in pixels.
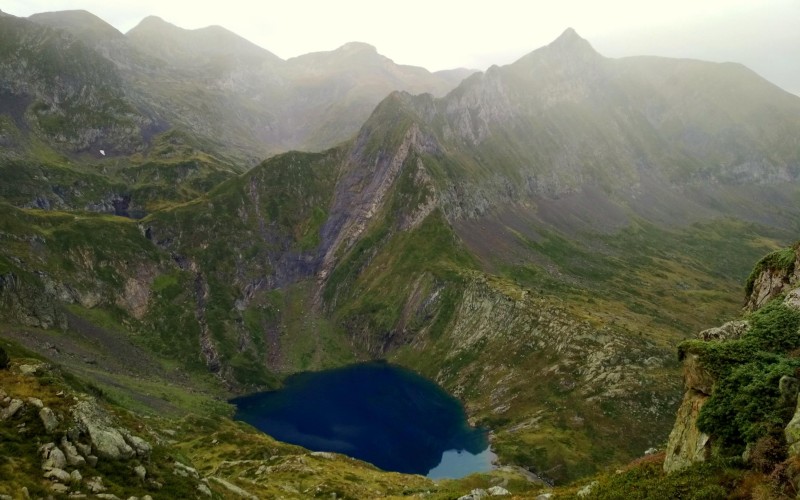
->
0, 9, 474, 216
2, 18, 800, 489
20, 10, 474, 164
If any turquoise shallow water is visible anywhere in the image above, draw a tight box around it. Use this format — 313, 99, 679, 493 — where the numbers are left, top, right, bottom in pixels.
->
231, 361, 492, 478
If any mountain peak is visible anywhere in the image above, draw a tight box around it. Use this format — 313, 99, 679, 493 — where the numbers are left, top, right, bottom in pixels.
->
28, 9, 123, 40
338, 42, 378, 54
547, 27, 596, 54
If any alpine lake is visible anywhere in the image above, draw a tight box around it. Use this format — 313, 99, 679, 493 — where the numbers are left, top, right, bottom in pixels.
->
231, 361, 494, 478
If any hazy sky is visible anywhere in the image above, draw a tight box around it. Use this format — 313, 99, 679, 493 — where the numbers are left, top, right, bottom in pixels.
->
4, 0, 799, 95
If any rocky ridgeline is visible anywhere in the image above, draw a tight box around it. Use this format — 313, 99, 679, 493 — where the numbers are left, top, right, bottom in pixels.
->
664, 245, 800, 473
0, 360, 213, 499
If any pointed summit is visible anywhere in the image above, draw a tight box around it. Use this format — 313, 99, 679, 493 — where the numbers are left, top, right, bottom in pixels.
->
546, 27, 598, 55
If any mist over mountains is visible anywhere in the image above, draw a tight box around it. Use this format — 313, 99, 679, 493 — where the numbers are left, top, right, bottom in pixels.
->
1, 7, 800, 497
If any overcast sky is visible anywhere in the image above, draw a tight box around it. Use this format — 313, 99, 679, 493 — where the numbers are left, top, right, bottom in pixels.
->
4, 0, 799, 95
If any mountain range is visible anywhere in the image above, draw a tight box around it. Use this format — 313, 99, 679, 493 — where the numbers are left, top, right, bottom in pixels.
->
1, 7, 800, 497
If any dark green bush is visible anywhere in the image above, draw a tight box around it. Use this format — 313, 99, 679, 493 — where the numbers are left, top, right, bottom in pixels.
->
683, 300, 800, 451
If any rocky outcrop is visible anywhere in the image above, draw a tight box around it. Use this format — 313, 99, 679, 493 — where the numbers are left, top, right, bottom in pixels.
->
663, 390, 711, 472
665, 244, 800, 472
698, 320, 749, 342
745, 246, 800, 311
71, 399, 141, 460
664, 340, 719, 471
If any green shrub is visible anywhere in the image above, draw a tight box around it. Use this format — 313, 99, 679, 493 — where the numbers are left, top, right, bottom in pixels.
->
684, 300, 800, 451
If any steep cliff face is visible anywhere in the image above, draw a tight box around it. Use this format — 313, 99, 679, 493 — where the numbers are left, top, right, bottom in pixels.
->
664, 245, 800, 473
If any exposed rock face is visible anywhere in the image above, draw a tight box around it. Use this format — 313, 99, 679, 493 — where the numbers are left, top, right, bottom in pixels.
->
785, 397, 800, 455
664, 338, 719, 471
785, 287, 800, 310
745, 248, 800, 311
663, 390, 711, 472
698, 320, 749, 342
71, 399, 148, 461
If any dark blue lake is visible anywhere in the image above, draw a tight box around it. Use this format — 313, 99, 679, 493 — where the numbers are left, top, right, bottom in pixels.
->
231, 361, 493, 478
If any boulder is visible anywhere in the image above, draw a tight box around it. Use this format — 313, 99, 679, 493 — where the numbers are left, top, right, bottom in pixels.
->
18, 363, 43, 376
0, 398, 23, 420
49, 483, 69, 493
458, 489, 488, 500
90, 427, 135, 460
134, 465, 147, 481
43, 468, 71, 482
41, 444, 67, 470
198, 483, 212, 497
576, 481, 598, 497
698, 320, 749, 342
70, 469, 82, 484
174, 461, 200, 479
487, 486, 511, 496
72, 400, 135, 460
664, 390, 711, 472
39, 407, 59, 433
86, 476, 107, 493
27, 397, 43, 408
122, 431, 152, 458
61, 437, 86, 467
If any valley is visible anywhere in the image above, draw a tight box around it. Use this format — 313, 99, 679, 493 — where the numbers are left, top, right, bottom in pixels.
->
1, 6, 800, 499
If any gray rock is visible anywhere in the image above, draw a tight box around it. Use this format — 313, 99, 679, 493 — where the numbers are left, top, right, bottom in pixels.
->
208, 477, 258, 499
71, 400, 134, 460
786, 288, 800, 310
27, 397, 43, 408
698, 320, 750, 342
74, 440, 92, 457
644, 447, 658, 455
197, 483, 212, 497
50, 482, 69, 493
577, 480, 599, 497
134, 464, 147, 481
535, 494, 553, 500
458, 489, 488, 500
39, 407, 59, 433
43, 467, 71, 482
70, 469, 82, 484
90, 427, 135, 460
0, 494, 12, 500
18, 364, 42, 376
42, 445, 67, 470
86, 454, 99, 467
174, 461, 200, 479
0, 398, 23, 420
86, 476, 106, 493
61, 437, 86, 467
20, 486, 30, 499
122, 431, 152, 458
96, 495, 122, 500
487, 486, 511, 496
